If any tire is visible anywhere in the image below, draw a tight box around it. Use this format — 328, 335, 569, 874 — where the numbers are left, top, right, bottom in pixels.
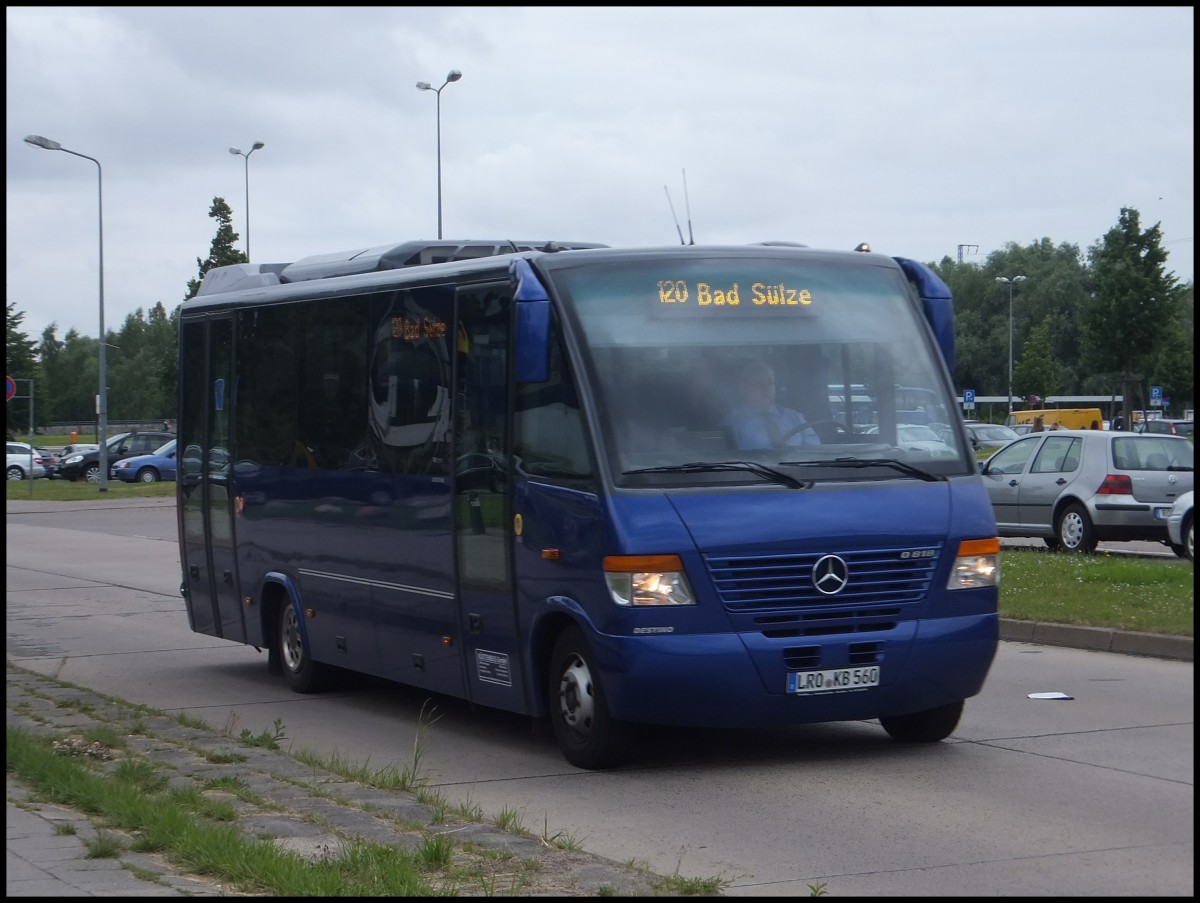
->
880, 699, 964, 743
1055, 502, 1098, 553
547, 626, 632, 770
1179, 515, 1194, 563
137, 467, 159, 483
83, 463, 101, 484
7, 465, 24, 481
275, 601, 333, 693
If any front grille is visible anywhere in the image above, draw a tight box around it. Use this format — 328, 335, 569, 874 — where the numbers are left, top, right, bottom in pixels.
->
705, 545, 941, 612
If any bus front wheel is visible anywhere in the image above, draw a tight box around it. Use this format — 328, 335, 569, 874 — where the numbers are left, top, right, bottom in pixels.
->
276, 602, 332, 693
880, 699, 963, 743
548, 626, 631, 770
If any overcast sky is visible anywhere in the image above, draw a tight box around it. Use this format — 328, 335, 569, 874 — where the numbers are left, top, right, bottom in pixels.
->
6, 6, 1194, 344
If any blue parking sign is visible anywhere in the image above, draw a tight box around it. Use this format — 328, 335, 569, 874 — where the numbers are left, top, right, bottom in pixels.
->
963, 389, 976, 404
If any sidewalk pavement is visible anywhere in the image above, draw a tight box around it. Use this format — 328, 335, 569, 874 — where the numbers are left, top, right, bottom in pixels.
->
5, 666, 667, 898
7, 625, 1192, 897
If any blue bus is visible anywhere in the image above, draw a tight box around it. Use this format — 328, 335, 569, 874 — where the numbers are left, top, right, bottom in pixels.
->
177, 238, 999, 768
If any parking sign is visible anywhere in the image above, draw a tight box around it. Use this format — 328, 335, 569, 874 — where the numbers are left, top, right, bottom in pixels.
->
1151, 385, 1162, 407
963, 389, 975, 411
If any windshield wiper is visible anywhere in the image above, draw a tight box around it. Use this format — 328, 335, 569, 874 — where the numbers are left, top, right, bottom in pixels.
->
623, 461, 809, 489
780, 456, 945, 482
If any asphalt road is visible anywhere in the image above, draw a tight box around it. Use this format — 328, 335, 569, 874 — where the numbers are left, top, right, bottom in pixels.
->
6, 498, 1194, 896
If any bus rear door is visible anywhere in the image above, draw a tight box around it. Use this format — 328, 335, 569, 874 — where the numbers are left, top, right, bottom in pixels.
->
178, 316, 247, 643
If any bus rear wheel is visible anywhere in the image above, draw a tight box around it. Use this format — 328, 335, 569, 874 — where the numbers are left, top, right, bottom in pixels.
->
880, 699, 963, 743
276, 602, 333, 693
548, 626, 631, 770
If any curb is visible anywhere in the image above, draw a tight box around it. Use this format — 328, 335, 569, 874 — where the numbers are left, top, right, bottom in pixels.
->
998, 619, 1193, 662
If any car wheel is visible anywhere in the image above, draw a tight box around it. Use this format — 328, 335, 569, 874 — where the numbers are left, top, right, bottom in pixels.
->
83, 463, 101, 483
1179, 515, 1194, 563
7, 465, 24, 481
548, 626, 632, 769
275, 601, 333, 693
137, 467, 159, 483
1055, 502, 1098, 553
880, 699, 964, 742
1043, 538, 1061, 551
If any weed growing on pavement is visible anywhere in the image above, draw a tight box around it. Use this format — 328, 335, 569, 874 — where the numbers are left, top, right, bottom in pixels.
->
494, 804, 524, 833
417, 832, 457, 868
83, 830, 125, 858
539, 815, 585, 852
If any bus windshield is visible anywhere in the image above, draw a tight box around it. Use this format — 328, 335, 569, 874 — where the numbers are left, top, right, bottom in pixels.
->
549, 255, 969, 483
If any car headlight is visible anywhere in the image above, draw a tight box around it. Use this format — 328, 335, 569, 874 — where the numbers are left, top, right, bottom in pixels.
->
946, 538, 1000, 590
64, 454, 83, 464
114, 461, 130, 470
604, 555, 696, 606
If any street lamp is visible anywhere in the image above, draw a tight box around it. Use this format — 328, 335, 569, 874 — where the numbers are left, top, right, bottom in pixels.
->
995, 275, 1028, 414
228, 141, 265, 261
25, 134, 110, 491
415, 69, 462, 239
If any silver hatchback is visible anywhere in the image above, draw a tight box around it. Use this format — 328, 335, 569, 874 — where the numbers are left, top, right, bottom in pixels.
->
979, 429, 1194, 553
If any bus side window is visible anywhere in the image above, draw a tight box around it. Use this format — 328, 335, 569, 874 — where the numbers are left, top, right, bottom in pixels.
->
514, 321, 593, 479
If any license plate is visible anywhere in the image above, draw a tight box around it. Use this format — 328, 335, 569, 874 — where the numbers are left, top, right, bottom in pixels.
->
787, 666, 880, 695
1154, 507, 1170, 520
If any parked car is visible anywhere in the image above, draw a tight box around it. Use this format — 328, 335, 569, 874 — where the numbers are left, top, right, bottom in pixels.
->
1165, 489, 1193, 562
57, 431, 175, 483
1137, 418, 1194, 438
111, 439, 178, 483
979, 429, 1194, 553
964, 422, 1022, 453
6, 442, 47, 480
58, 442, 100, 457
34, 446, 60, 478
858, 423, 959, 458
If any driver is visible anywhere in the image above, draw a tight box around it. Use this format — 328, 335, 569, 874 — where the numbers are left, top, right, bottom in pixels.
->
722, 360, 819, 449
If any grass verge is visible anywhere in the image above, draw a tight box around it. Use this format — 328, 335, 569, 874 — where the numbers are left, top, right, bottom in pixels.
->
999, 547, 1192, 637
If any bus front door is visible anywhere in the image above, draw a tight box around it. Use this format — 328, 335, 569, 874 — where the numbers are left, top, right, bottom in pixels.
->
452, 284, 526, 714
179, 317, 247, 643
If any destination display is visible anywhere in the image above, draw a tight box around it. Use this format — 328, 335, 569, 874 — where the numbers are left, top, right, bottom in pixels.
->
657, 280, 814, 308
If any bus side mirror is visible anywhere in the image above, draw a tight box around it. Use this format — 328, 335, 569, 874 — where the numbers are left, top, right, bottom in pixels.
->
510, 257, 552, 383
515, 300, 550, 383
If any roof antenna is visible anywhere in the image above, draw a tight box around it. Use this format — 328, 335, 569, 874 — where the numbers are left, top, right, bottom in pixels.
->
664, 184, 686, 245
681, 168, 695, 245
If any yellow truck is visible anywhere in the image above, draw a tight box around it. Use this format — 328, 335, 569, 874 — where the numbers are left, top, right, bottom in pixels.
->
1005, 408, 1104, 431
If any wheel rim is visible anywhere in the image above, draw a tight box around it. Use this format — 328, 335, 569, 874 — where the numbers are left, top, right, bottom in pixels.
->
281, 606, 304, 673
85, 466, 100, 483
139, 470, 156, 483
1060, 511, 1085, 549
557, 653, 595, 737
7, 468, 22, 481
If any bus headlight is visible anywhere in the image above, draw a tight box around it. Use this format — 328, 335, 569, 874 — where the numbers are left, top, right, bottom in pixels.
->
604, 555, 696, 606
947, 538, 1000, 590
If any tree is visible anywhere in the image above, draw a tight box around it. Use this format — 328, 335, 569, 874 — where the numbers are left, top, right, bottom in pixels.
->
1013, 320, 1060, 404
184, 197, 247, 301
1080, 207, 1184, 424
6, 301, 41, 438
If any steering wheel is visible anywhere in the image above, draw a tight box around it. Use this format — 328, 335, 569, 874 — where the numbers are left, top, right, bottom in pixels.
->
777, 419, 842, 444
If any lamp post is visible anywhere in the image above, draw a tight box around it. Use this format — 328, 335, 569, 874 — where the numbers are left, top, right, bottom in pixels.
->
228, 141, 265, 261
24, 134, 110, 491
995, 275, 1028, 414
415, 69, 462, 239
